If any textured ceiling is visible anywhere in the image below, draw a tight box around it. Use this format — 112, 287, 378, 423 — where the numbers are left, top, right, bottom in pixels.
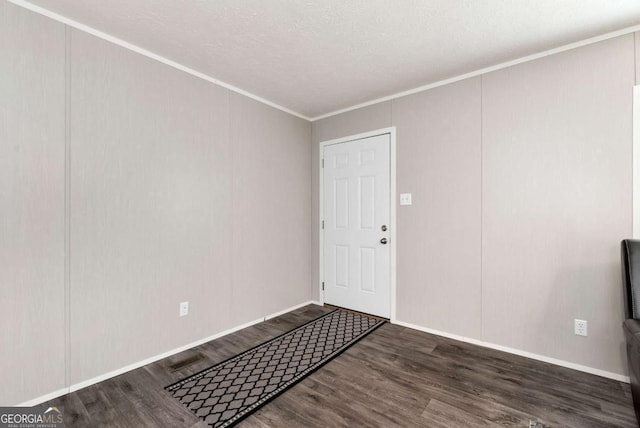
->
17, 0, 640, 118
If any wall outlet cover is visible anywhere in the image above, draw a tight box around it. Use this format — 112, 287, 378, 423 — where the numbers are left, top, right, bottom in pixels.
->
180, 301, 189, 317
574, 319, 587, 336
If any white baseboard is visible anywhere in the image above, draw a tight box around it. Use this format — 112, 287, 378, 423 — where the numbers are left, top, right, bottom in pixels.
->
19, 303, 624, 407
17, 300, 319, 406
67, 318, 266, 394
264, 300, 322, 320
17, 388, 69, 407
393, 319, 630, 383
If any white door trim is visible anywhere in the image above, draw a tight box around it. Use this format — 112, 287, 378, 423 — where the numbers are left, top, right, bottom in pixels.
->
318, 127, 397, 321
633, 85, 640, 238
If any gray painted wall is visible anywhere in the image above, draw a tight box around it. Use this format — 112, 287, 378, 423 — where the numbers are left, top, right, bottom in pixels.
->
0, 1, 67, 405
68, 29, 236, 384
393, 78, 482, 339
481, 34, 633, 374
312, 35, 635, 376
2, 2, 311, 404
229, 93, 312, 326
3, 0, 638, 405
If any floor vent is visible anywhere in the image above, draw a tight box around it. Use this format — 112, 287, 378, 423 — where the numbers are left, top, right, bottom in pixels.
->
168, 353, 205, 372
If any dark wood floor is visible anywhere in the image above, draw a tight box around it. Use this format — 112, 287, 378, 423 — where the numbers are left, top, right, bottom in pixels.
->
48, 304, 637, 427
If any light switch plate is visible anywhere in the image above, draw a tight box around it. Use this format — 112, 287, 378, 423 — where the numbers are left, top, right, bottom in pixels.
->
400, 193, 412, 206
179, 301, 189, 317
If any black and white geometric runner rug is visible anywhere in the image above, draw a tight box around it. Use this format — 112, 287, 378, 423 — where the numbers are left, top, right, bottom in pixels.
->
166, 309, 385, 427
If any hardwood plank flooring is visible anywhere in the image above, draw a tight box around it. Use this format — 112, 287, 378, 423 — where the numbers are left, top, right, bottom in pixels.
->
46, 305, 636, 427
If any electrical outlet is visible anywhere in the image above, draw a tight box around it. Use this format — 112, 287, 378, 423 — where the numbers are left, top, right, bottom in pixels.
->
179, 301, 189, 317
400, 193, 412, 206
574, 319, 587, 336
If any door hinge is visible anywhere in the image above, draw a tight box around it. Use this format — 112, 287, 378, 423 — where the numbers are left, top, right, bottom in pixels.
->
322, 282, 324, 291
321, 159, 324, 168
321, 220, 324, 229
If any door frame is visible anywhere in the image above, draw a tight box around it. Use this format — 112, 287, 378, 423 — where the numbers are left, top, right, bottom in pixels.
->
318, 127, 397, 322
633, 85, 640, 238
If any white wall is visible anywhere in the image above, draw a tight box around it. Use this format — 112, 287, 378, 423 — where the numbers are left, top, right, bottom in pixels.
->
1, 1, 311, 404
312, 34, 635, 377
636, 32, 640, 84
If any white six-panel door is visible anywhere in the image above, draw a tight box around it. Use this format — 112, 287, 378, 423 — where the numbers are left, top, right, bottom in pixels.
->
322, 134, 390, 318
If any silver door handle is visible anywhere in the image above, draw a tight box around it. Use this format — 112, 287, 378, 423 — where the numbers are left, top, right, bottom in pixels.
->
380, 238, 388, 245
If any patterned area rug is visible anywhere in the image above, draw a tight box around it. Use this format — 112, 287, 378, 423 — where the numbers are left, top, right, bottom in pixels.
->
166, 309, 384, 427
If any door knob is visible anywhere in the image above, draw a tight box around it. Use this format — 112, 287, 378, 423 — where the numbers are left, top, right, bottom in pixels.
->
380, 238, 388, 245
381, 225, 387, 231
